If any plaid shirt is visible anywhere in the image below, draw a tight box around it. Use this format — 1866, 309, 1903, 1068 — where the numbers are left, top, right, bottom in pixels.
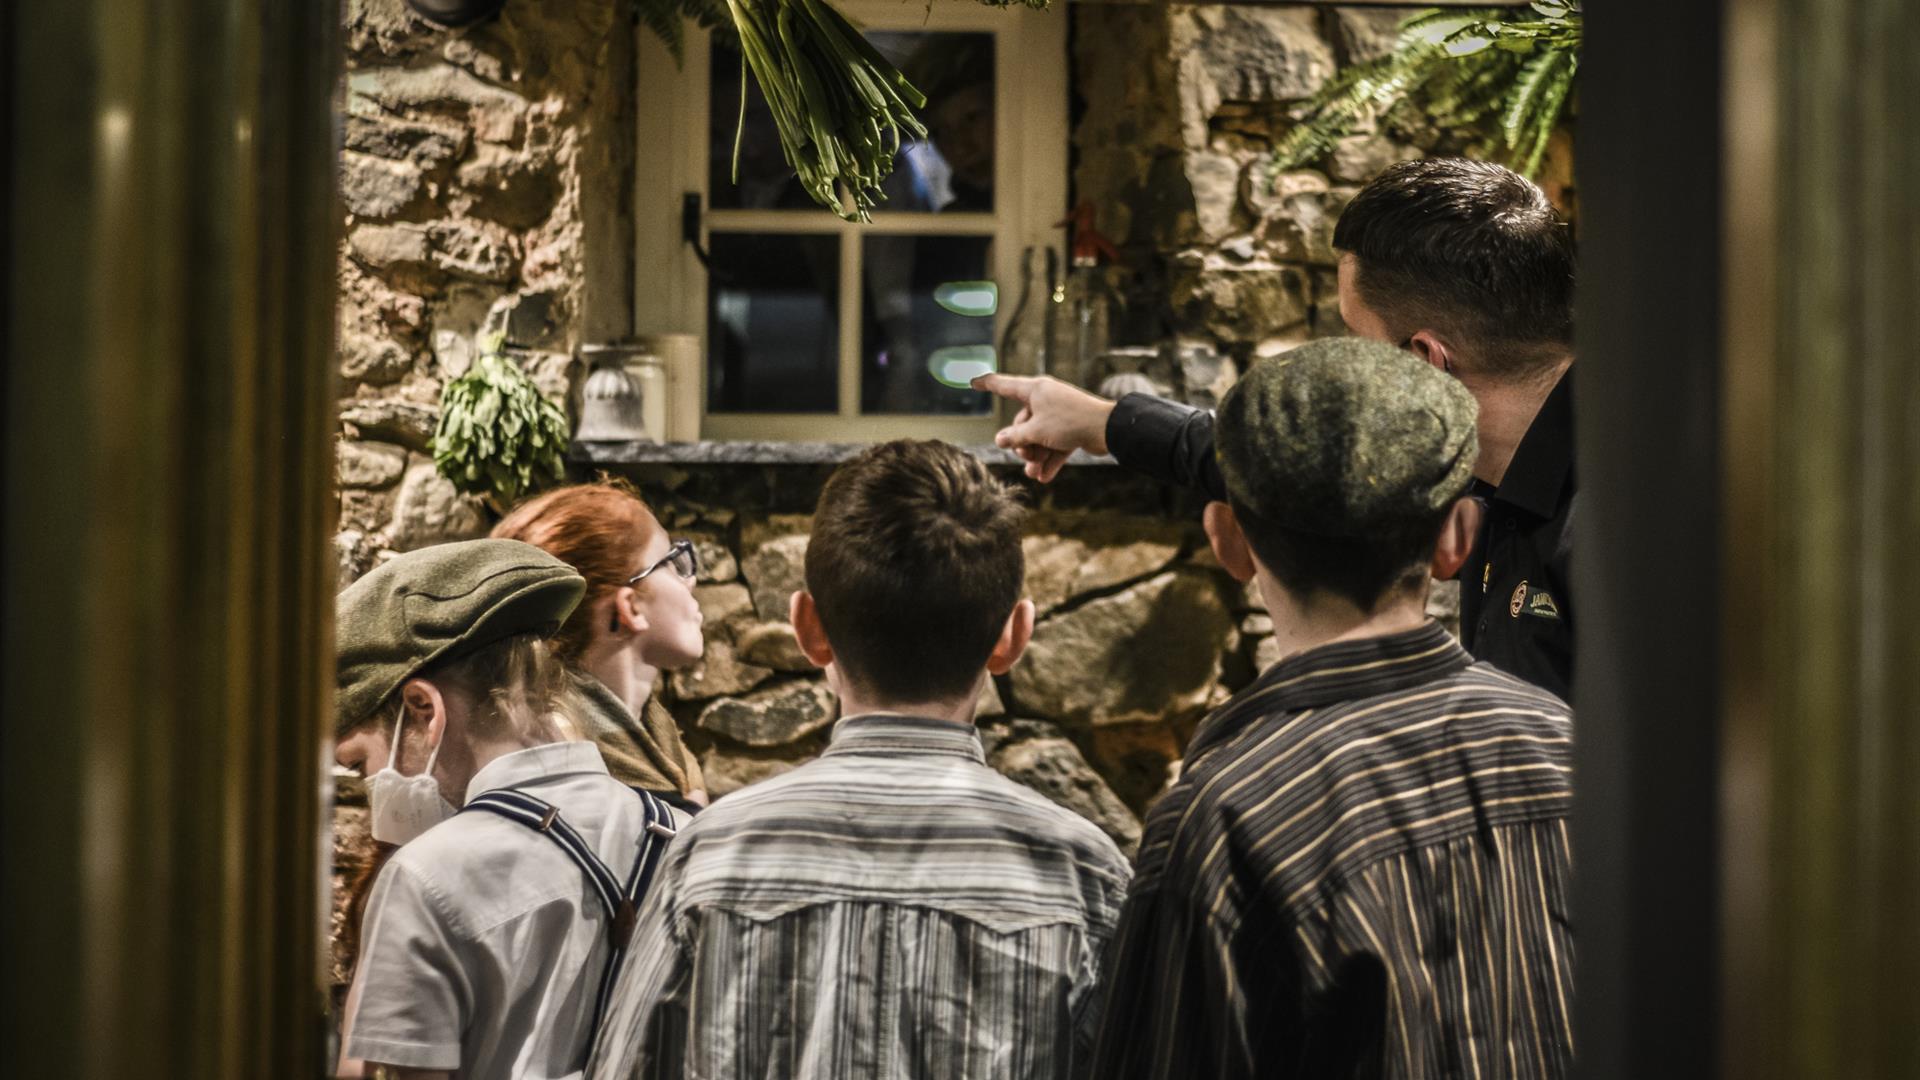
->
588, 714, 1132, 1080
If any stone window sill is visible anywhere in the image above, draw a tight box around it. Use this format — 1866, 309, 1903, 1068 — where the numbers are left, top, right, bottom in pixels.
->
569, 440, 1118, 469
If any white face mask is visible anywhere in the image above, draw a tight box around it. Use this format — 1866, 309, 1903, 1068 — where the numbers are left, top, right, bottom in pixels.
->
367, 704, 455, 845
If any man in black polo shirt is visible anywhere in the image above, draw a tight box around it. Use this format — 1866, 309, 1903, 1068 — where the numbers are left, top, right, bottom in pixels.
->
975, 158, 1576, 700
1091, 338, 1574, 1079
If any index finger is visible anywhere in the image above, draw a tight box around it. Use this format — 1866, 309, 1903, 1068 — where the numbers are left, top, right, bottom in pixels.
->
971, 372, 1038, 403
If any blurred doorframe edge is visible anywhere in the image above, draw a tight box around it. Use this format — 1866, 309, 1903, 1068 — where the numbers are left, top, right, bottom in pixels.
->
3, 1, 340, 1076
1579, 1, 1920, 1078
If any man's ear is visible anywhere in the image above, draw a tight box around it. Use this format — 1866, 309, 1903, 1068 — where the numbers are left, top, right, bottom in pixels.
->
610, 585, 648, 635
1405, 330, 1454, 375
986, 598, 1037, 676
1203, 502, 1258, 584
1430, 497, 1481, 581
789, 590, 836, 669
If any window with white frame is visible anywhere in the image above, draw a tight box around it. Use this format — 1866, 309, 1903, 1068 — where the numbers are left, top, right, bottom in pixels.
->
633, 0, 1068, 443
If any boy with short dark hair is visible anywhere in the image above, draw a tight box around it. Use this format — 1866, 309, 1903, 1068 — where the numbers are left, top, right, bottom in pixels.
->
589, 440, 1131, 1080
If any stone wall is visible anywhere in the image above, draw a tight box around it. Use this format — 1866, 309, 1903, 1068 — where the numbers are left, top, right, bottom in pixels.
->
1069, 4, 1529, 393
334, 0, 633, 581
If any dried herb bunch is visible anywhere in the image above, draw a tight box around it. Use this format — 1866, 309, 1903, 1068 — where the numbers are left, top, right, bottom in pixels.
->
430, 335, 569, 507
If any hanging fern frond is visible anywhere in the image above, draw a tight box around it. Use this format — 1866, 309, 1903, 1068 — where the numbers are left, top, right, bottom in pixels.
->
1514, 51, 1575, 178
635, 0, 733, 63
1273, 2, 1581, 181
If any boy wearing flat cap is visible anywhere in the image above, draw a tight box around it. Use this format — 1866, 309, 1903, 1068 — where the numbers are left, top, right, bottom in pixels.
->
334, 539, 684, 1080
1091, 339, 1575, 1080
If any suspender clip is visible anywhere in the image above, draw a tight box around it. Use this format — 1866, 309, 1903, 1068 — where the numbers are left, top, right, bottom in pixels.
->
537, 805, 560, 832
610, 899, 637, 950
646, 821, 677, 840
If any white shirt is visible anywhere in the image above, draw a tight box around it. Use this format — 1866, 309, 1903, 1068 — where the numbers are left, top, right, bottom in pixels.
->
344, 741, 684, 1079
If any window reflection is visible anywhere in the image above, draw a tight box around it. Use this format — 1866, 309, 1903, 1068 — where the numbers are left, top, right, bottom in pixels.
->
861, 234, 994, 415
870, 32, 995, 214
707, 232, 840, 413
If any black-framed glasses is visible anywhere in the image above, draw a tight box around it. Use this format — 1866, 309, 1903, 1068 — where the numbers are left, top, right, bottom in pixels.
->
629, 539, 698, 585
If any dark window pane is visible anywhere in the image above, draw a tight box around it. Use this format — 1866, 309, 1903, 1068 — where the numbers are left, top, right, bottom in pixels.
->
867, 32, 995, 214
707, 43, 823, 211
861, 234, 995, 415
707, 232, 840, 413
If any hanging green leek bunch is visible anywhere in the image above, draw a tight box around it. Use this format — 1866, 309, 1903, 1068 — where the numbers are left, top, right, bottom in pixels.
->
722, 0, 928, 220
633, 0, 1047, 219
1272, 2, 1580, 180
430, 334, 569, 508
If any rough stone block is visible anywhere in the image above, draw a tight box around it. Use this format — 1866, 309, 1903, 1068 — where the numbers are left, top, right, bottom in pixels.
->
1329, 133, 1417, 183
697, 679, 837, 748
348, 223, 433, 272
337, 440, 408, 489
741, 531, 809, 623
976, 678, 1007, 721
1175, 6, 1336, 146
456, 144, 563, 230
989, 727, 1143, 855
735, 621, 816, 673
338, 331, 415, 386
343, 110, 468, 171
427, 218, 518, 282
348, 64, 526, 144
688, 536, 738, 585
1253, 632, 1283, 673
1175, 343, 1238, 410
699, 748, 800, 799
1334, 7, 1408, 65
690, 582, 755, 641
1244, 166, 1330, 219
1169, 256, 1312, 343
341, 151, 425, 220
1258, 186, 1355, 267
1085, 721, 1190, 814
387, 460, 489, 551
1021, 513, 1187, 616
339, 398, 438, 452
1009, 569, 1233, 727
668, 638, 773, 701
1185, 150, 1243, 242
338, 487, 398, 535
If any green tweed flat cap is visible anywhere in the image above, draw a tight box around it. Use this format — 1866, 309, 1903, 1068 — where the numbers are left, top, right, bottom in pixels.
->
335, 538, 585, 734
1215, 337, 1478, 537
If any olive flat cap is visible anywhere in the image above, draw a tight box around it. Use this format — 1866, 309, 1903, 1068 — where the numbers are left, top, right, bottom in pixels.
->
1215, 338, 1478, 537
335, 538, 585, 733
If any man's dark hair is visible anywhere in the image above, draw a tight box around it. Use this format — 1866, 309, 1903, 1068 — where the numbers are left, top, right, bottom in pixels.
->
806, 440, 1026, 703
1230, 499, 1452, 613
1333, 157, 1574, 376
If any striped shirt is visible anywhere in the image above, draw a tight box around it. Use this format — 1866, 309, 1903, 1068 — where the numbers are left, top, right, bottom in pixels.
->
587, 713, 1133, 1080
1092, 622, 1574, 1080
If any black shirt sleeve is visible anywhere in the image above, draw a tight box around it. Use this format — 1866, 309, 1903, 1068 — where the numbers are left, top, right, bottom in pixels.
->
1104, 393, 1229, 503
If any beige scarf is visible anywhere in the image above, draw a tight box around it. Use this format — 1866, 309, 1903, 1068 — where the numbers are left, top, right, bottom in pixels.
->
569, 673, 704, 796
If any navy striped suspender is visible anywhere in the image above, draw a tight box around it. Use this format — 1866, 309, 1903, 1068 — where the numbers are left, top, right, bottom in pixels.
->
461, 786, 677, 1044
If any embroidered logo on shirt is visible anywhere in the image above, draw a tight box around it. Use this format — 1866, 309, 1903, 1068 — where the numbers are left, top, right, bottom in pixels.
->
1524, 590, 1562, 620
1510, 582, 1529, 617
